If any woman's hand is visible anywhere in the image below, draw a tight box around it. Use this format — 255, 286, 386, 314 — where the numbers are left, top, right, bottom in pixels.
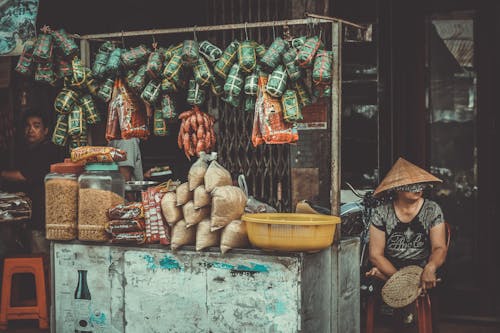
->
365, 267, 389, 281
421, 263, 437, 292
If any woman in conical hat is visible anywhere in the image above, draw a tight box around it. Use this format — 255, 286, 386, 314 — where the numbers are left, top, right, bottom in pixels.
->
366, 158, 448, 294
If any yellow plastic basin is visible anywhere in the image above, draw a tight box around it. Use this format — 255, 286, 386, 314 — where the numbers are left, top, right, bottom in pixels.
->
242, 213, 340, 252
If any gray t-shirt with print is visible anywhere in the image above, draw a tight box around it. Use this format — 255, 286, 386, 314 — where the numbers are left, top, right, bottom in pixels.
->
371, 199, 444, 268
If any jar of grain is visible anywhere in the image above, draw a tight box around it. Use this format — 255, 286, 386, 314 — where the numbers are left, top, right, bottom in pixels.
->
45, 159, 84, 240
78, 163, 125, 242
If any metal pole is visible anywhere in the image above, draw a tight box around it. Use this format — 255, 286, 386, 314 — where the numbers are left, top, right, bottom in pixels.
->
331, 22, 342, 220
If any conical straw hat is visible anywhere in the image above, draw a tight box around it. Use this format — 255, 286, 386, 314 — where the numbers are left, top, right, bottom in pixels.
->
373, 158, 442, 197
382, 265, 423, 308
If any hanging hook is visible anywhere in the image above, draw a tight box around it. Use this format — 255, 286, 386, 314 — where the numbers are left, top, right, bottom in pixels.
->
152, 35, 157, 50
193, 25, 197, 41
121, 30, 125, 48
244, 22, 249, 40
272, 21, 276, 40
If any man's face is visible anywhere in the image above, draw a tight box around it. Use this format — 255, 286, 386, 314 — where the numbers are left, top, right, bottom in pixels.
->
24, 116, 48, 145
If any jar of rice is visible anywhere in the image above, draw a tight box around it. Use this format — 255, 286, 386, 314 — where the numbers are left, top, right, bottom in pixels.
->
45, 159, 84, 240
78, 162, 125, 242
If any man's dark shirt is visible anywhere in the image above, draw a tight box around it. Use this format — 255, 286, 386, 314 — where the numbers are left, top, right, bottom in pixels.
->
14, 140, 64, 230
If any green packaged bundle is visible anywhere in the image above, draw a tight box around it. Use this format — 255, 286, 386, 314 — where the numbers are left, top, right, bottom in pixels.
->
80, 94, 100, 125
146, 50, 164, 80
193, 56, 213, 87
105, 48, 122, 76
244, 72, 259, 95
312, 50, 333, 85
238, 40, 256, 73
313, 84, 332, 98
221, 94, 241, 108
129, 65, 148, 93
199, 40, 222, 63
297, 36, 322, 68
125, 68, 136, 86
260, 37, 287, 71
33, 33, 54, 62
97, 78, 114, 103
56, 55, 73, 78
293, 80, 312, 108
254, 43, 267, 59
15, 42, 35, 76
154, 109, 168, 136
121, 45, 150, 68
164, 42, 183, 63
282, 89, 303, 122
161, 77, 178, 93
71, 57, 87, 89
210, 76, 224, 97
68, 103, 85, 137
224, 63, 243, 97
282, 48, 301, 82
214, 40, 239, 80
244, 96, 256, 113
161, 94, 176, 119
181, 40, 199, 66
54, 88, 78, 114
291, 36, 307, 50
86, 74, 100, 97
51, 29, 78, 57
34, 62, 56, 85
163, 52, 183, 82
52, 114, 68, 146
69, 133, 88, 150
99, 41, 116, 54
187, 79, 205, 106
92, 52, 110, 79
266, 65, 288, 98
141, 80, 162, 104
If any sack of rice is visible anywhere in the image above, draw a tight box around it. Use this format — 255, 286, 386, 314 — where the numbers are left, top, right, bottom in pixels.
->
210, 76, 224, 97
181, 40, 199, 66
170, 219, 196, 251
238, 40, 256, 73
183, 201, 210, 228
214, 40, 239, 80
15, 42, 35, 76
223, 63, 243, 97
80, 94, 101, 125
188, 153, 208, 190
146, 50, 164, 80
266, 65, 288, 98
244, 71, 259, 95
211, 186, 247, 231
161, 77, 178, 93
97, 78, 114, 103
153, 109, 167, 136
160, 192, 183, 226
187, 79, 205, 106
193, 56, 214, 87
52, 114, 68, 146
52, 29, 78, 57
129, 65, 148, 93
282, 48, 302, 82
176, 182, 193, 206
161, 94, 177, 120
141, 80, 162, 104
293, 80, 312, 108
33, 33, 54, 62
297, 36, 323, 68
220, 219, 249, 254
204, 161, 232, 192
34, 61, 56, 85
196, 219, 221, 251
260, 37, 287, 71
55, 88, 79, 115
291, 36, 307, 50
312, 50, 333, 85
282, 89, 302, 122
194, 185, 211, 208
199, 40, 222, 63
121, 45, 150, 68
105, 48, 122, 76
244, 96, 256, 113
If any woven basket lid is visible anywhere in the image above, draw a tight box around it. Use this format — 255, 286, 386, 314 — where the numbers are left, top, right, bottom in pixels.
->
382, 265, 423, 308
373, 158, 442, 197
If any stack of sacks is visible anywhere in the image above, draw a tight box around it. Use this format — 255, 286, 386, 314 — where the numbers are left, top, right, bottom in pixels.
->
106, 202, 146, 244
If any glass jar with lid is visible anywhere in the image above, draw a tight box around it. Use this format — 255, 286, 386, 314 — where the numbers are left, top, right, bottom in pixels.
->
45, 158, 84, 240
78, 162, 125, 242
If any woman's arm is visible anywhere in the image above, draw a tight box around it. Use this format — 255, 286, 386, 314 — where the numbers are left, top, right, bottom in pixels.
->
368, 224, 398, 279
421, 222, 447, 291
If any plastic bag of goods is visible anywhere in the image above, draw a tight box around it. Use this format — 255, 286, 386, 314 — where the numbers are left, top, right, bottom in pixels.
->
51, 29, 78, 57
220, 220, 249, 254
181, 40, 199, 66
105, 48, 122, 76
171, 219, 196, 251
312, 50, 333, 85
161, 192, 183, 226
141, 80, 162, 104
244, 70, 259, 95
176, 182, 193, 206
106, 219, 145, 234
193, 56, 213, 87
121, 45, 150, 68
238, 40, 256, 73
214, 40, 239, 80
111, 232, 146, 244
183, 201, 210, 228
129, 64, 148, 93
153, 109, 167, 136
33, 33, 54, 62
67, 104, 85, 137
211, 186, 247, 231
282, 89, 303, 122
297, 36, 323, 68
108, 202, 144, 220
223, 63, 244, 97
199, 40, 222, 63
188, 152, 209, 190
164, 42, 183, 63
55, 88, 79, 115
266, 65, 288, 98
163, 49, 183, 82
291, 36, 307, 50
71, 146, 127, 163
260, 37, 288, 71
194, 185, 211, 208
196, 218, 221, 251
161, 94, 176, 120
97, 78, 114, 103
186, 80, 205, 106
146, 50, 164, 80
204, 161, 232, 193
80, 94, 101, 125
282, 48, 302, 82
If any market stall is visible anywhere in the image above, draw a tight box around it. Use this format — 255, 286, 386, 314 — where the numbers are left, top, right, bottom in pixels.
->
12, 14, 363, 333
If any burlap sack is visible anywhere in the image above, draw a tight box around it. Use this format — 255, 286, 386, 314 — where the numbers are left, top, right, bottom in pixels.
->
210, 186, 247, 231
183, 201, 210, 228
160, 192, 183, 226
171, 219, 196, 251
194, 185, 211, 209
204, 161, 232, 193
176, 182, 193, 206
188, 154, 209, 191
220, 220, 249, 254
196, 218, 221, 251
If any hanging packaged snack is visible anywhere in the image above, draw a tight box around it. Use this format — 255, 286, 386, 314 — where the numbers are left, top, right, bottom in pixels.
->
254, 43, 267, 59
105, 82, 121, 141
163, 42, 182, 65
146, 49, 164, 80
266, 65, 288, 98
105, 48, 122, 76
80, 94, 100, 125
282, 89, 303, 122
214, 40, 239, 80
51, 29, 78, 57
210, 76, 224, 97
293, 80, 312, 108
112, 79, 149, 140
238, 40, 257, 73
193, 56, 214, 87
282, 48, 302, 82
92, 43, 113, 79
71, 57, 87, 89
15, 42, 35, 76
163, 50, 183, 82
187, 79, 205, 106
221, 94, 241, 108
181, 40, 199, 66
244, 96, 256, 113
224, 63, 243, 97
71, 146, 127, 163
106, 219, 145, 234
260, 37, 288, 71
313, 50, 333, 85
127, 64, 147, 93
297, 36, 323, 68
67, 103, 85, 137
33, 33, 54, 63
161, 94, 176, 120
141, 80, 162, 104
199, 40, 222, 63
161, 77, 178, 93
108, 202, 144, 220
153, 109, 168, 136
86, 74, 100, 97
55, 88, 79, 115
244, 71, 259, 95
121, 45, 150, 68
97, 78, 114, 103
52, 115, 69, 146
34, 62, 56, 85
291, 36, 307, 50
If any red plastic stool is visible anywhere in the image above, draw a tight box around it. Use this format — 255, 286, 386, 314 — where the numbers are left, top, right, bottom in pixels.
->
0, 256, 49, 330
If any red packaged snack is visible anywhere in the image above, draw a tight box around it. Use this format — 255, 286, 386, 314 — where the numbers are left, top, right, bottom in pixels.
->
106, 219, 145, 234
108, 202, 144, 220
111, 232, 146, 244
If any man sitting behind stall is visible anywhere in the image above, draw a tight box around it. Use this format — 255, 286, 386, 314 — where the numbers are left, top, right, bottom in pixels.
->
0, 110, 63, 254
108, 138, 144, 182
